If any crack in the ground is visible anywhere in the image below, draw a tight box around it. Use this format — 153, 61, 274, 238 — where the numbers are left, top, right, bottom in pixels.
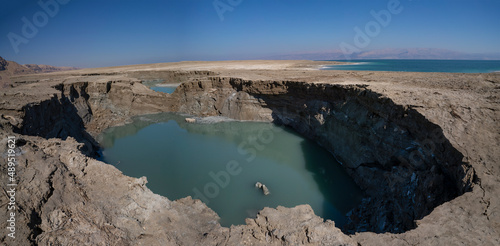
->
477, 181, 491, 221
401, 237, 418, 246
28, 167, 57, 244
43, 168, 57, 204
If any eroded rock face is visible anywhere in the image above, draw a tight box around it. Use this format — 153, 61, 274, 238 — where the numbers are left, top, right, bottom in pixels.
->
0, 64, 498, 245
228, 205, 357, 245
0, 136, 229, 245
0, 56, 7, 71
174, 77, 475, 233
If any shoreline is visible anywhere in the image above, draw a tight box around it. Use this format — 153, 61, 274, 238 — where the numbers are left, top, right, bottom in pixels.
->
154, 83, 182, 87
317, 59, 500, 73
318, 62, 366, 70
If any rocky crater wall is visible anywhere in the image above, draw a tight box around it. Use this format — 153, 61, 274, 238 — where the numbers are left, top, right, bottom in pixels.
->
174, 77, 476, 233
14, 79, 174, 154
12, 75, 476, 235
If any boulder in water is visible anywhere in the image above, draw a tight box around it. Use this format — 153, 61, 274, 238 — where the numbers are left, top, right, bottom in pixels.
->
255, 182, 270, 195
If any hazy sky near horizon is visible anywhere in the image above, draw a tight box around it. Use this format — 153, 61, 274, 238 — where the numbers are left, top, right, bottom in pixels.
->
0, 0, 499, 67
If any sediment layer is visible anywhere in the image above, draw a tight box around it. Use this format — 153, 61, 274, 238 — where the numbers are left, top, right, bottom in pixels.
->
0, 60, 498, 245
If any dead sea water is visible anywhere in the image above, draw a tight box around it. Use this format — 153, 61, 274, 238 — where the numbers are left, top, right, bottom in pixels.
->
322, 59, 500, 73
98, 113, 363, 227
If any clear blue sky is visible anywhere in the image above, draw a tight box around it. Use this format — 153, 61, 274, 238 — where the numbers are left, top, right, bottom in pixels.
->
1, 0, 499, 67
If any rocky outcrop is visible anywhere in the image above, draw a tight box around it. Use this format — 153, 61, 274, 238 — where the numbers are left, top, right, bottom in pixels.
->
0, 56, 7, 71
173, 77, 476, 233
18, 95, 98, 155
228, 205, 356, 245
255, 182, 270, 195
14, 78, 175, 138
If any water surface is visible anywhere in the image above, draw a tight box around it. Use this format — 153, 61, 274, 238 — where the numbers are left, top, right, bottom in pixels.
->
322, 59, 500, 73
151, 86, 177, 94
98, 113, 363, 227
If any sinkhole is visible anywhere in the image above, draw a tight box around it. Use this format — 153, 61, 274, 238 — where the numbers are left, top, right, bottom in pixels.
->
142, 79, 179, 94
97, 112, 363, 227
15, 78, 475, 233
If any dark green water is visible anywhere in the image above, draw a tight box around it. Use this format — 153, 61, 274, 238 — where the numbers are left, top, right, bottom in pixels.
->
98, 113, 363, 227
322, 59, 500, 73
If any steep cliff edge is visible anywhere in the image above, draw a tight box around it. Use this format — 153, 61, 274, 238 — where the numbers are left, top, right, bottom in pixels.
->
0, 61, 498, 245
174, 77, 475, 233
1, 75, 231, 245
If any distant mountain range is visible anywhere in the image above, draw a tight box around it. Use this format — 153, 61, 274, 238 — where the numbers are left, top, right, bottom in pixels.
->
0, 56, 79, 87
265, 48, 500, 61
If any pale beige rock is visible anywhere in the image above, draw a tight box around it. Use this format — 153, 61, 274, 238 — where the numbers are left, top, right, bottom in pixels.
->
0, 60, 498, 245
255, 182, 270, 195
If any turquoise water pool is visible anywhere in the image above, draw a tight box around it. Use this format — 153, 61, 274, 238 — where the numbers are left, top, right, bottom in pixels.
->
98, 113, 363, 227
